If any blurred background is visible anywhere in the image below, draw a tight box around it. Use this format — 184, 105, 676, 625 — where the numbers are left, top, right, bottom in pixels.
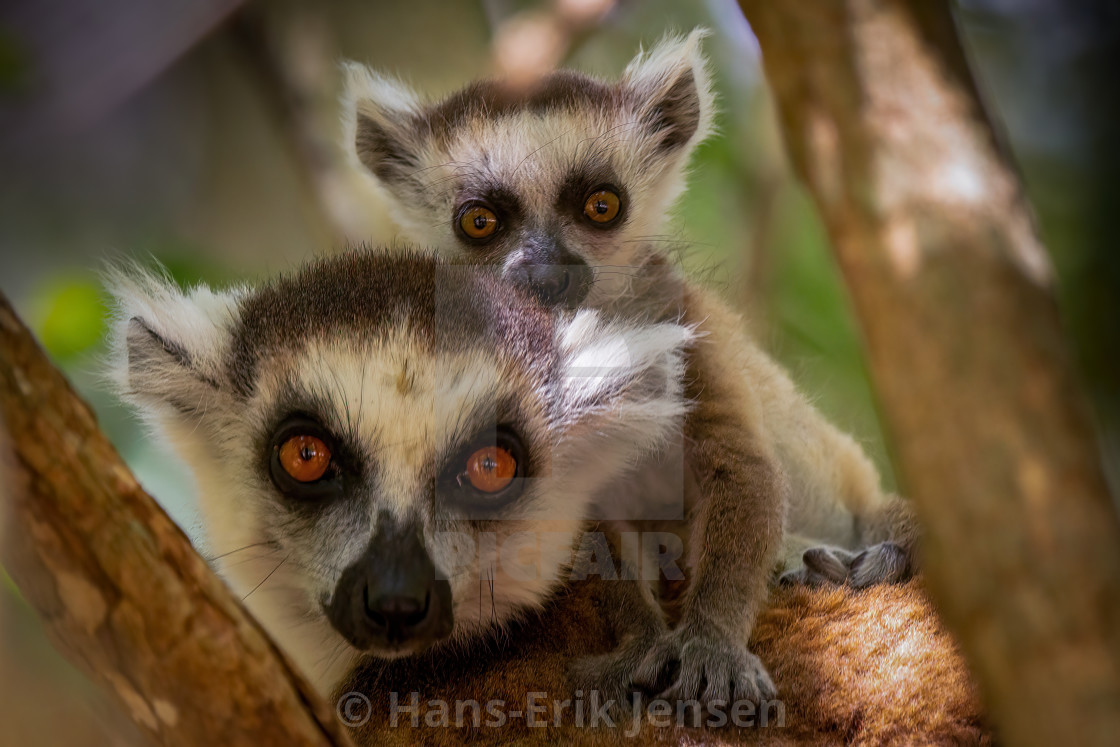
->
0, 0, 1116, 743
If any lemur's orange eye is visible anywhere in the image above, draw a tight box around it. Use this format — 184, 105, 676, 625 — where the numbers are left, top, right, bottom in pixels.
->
279, 435, 332, 483
459, 205, 499, 240
464, 445, 517, 493
583, 189, 621, 224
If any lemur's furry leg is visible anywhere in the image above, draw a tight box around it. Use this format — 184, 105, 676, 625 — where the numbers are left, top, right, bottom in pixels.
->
624, 292, 784, 705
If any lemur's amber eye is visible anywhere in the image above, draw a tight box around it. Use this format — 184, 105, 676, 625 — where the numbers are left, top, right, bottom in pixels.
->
464, 445, 517, 493
446, 427, 526, 509
279, 435, 332, 483
459, 205, 499, 240
583, 189, 621, 224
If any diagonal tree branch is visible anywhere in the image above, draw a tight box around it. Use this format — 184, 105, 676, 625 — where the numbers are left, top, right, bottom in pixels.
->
0, 293, 352, 747
737, 1, 1120, 745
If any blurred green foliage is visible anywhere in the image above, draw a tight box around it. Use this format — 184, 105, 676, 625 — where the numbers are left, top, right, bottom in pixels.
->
766, 187, 897, 488
30, 245, 236, 363
32, 276, 107, 362
1, 565, 16, 598
0, 28, 30, 95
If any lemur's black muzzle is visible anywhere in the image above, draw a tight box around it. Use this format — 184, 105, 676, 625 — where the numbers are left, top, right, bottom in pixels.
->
325, 516, 453, 653
508, 237, 592, 308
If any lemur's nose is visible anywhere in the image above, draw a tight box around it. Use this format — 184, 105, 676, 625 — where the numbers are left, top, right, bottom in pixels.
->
509, 238, 592, 308
527, 263, 570, 303
325, 515, 454, 652
363, 588, 432, 643
514, 260, 592, 308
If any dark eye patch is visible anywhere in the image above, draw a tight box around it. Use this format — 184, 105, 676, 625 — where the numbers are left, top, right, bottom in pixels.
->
454, 182, 522, 225
269, 415, 343, 501
439, 426, 529, 515
451, 182, 526, 257
431, 391, 544, 517
555, 167, 627, 226
257, 388, 368, 508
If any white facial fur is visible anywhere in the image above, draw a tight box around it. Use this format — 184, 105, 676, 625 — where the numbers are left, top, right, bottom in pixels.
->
342, 30, 714, 307
106, 255, 693, 692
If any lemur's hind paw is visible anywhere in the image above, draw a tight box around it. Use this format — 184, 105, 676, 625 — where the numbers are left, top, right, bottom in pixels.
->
779, 542, 911, 588
778, 545, 853, 586
849, 541, 911, 588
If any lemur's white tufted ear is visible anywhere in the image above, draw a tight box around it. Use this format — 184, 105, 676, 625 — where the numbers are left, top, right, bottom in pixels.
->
104, 264, 241, 417
620, 28, 715, 157
554, 309, 695, 456
340, 61, 428, 186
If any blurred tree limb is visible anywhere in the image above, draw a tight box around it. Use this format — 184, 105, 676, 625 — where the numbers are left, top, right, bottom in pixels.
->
229, 2, 375, 243
737, 1, 1120, 745
0, 293, 352, 747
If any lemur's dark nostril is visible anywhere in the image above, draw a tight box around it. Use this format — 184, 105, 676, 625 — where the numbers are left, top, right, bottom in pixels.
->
408, 591, 431, 627
537, 266, 570, 301
366, 591, 429, 633
522, 262, 591, 308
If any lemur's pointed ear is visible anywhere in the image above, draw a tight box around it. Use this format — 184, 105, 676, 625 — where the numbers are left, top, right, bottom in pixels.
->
620, 28, 715, 155
105, 265, 241, 418
555, 310, 695, 457
341, 61, 427, 185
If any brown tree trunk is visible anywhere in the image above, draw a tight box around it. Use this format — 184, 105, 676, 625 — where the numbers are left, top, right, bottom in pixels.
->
0, 294, 353, 747
736, 1, 1120, 745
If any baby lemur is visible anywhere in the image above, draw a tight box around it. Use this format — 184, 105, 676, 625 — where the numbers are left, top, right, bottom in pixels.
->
343, 30, 917, 704
108, 250, 694, 694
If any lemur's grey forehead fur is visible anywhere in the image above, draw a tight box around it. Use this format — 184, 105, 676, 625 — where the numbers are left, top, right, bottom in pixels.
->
422, 64, 702, 152
225, 251, 556, 398
355, 71, 617, 184
109, 247, 693, 435
356, 66, 700, 183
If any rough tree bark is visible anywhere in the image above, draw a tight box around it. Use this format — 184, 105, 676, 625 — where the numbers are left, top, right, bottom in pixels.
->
0, 294, 353, 747
736, 1, 1120, 745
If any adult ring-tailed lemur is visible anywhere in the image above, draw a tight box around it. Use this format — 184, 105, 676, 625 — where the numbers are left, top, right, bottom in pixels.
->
108, 250, 696, 696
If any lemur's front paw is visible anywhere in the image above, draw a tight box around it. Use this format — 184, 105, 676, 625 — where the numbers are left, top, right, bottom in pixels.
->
631, 628, 776, 707
779, 541, 911, 588
568, 637, 651, 719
